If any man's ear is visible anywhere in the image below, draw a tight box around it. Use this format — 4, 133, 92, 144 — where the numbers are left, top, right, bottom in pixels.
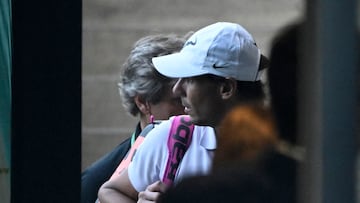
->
134, 95, 150, 115
220, 78, 237, 99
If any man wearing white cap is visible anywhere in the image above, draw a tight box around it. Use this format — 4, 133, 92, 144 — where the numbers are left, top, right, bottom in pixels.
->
98, 22, 268, 203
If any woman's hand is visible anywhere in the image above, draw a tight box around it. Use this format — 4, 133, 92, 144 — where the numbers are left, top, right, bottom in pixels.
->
137, 181, 168, 203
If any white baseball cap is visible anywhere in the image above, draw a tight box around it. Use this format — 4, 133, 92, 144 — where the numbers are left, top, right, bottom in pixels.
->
152, 22, 263, 81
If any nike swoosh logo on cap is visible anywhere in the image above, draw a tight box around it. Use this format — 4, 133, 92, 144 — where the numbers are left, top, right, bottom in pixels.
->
212, 64, 224, 69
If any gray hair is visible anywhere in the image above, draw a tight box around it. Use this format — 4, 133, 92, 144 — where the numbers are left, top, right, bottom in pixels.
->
119, 34, 187, 116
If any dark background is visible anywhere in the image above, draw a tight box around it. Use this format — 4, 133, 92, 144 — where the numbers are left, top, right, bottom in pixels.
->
11, 0, 81, 202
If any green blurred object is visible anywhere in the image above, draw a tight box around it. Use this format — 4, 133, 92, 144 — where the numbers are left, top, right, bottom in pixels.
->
0, 0, 12, 201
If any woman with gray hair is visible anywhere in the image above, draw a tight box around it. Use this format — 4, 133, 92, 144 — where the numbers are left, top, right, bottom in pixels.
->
119, 34, 187, 130
81, 34, 187, 203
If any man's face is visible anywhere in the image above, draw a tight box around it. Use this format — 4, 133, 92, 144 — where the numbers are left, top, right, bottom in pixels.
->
172, 75, 225, 127
149, 87, 185, 120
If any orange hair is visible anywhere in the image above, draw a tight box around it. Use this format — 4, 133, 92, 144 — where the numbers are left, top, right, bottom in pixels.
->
214, 104, 278, 167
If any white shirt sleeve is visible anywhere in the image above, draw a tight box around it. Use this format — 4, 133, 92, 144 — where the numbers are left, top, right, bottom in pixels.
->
127, 117, 173, 192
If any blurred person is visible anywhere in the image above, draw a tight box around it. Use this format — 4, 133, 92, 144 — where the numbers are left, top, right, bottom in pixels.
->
98, 21, 268, 203
81, 34, 188, 203
264, 20, 306, 201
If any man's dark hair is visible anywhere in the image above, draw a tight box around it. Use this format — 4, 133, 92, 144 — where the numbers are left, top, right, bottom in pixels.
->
236, 54, 269, 103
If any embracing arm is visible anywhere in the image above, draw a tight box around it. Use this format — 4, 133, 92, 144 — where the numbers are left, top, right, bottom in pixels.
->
98, 120, 172, 203
97, 170, 168, 203
98, 169, 138, 203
